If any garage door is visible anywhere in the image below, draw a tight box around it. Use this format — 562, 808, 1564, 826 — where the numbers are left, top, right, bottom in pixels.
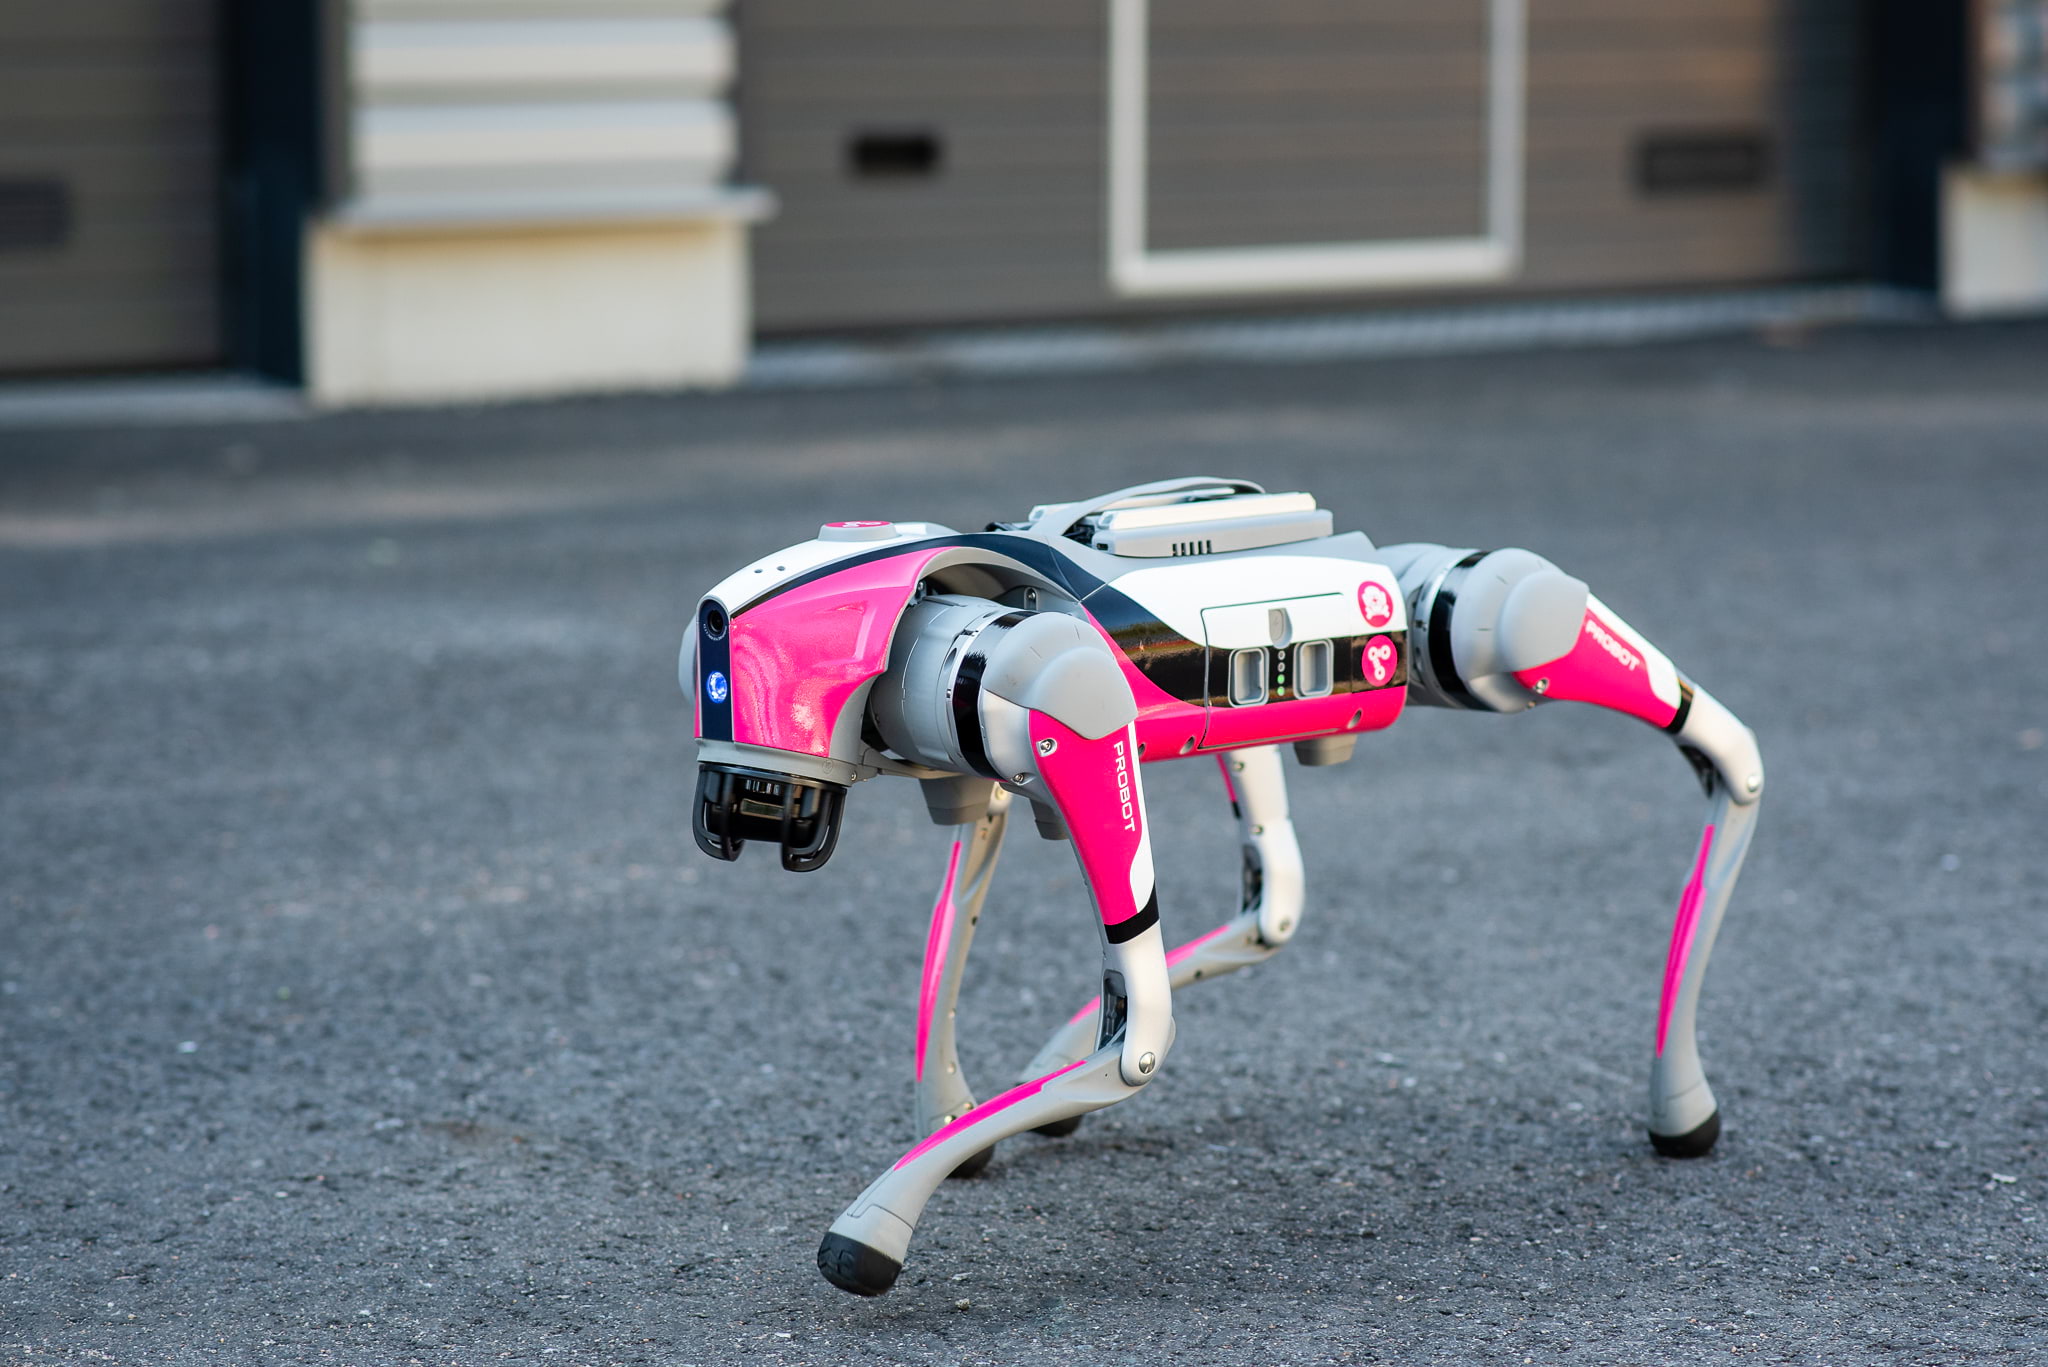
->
0, 3, 223, 374
739, 0, 1865, 332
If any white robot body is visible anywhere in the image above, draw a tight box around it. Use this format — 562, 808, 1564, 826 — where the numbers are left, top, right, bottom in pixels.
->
681, 478, 1762, 1296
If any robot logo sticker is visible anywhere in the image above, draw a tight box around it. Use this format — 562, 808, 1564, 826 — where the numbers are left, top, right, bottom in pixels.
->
1584, 614, 1642, 671
1113, 738, 1136, 832
1362, 635, 1399, 688
705, 670, 729, 704
1358, 581, 1396, 629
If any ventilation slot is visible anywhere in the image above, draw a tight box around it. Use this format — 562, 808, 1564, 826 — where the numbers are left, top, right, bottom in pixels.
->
0, 178, 70, 251
848, 130, 943, 180
1293, 640, 1333, 698
1227, 648, 1266, 706
1169, 539, 1214, 557
1635, 129, 1771, 196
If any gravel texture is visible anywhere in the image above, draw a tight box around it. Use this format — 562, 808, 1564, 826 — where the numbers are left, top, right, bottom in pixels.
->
3, 320, 2045, 1364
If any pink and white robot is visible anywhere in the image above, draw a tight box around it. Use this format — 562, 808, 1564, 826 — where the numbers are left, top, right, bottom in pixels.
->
683, 478, 1763, 1296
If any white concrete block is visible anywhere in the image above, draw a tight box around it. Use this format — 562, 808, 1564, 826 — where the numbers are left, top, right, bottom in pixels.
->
306, 217, 748, 406
1943, 166, 2048, 318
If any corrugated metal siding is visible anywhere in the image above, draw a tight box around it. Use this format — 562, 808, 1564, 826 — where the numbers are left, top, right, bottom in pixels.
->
738, 2, 1108, 327
741, 0, 1867, 331
1146, 3, 1491, 252
342, 0, 740, 218
0, 2, 222, 373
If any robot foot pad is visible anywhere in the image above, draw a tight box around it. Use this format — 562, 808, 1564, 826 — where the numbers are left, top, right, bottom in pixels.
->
817, 1232, 903, 1297
1648, 1109, 1721, 1159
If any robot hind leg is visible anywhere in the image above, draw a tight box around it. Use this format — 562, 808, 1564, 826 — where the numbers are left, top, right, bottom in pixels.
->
1384, 543, 1764, 1157
910, 779, 1012, 1180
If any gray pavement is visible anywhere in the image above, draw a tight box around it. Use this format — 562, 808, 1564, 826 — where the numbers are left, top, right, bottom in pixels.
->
3, 320, 2045, 1365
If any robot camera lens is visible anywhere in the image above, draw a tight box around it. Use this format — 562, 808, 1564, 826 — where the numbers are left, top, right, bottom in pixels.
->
701, 602, 729, 640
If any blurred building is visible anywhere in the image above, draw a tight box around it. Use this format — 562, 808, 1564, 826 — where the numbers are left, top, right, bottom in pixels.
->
1, 1, 2041, 404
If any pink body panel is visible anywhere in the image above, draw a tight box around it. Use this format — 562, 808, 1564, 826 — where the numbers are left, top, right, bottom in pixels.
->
1513, 605, 1679, 729
1029, 713, 1150, 927
1092, 620, 1406, 759
725, 551, 940, 757
914, 840, 965, 1082
1201, 687, 1405, 750
1656, 824, 1717, 1056
894, 1058, 1090, 1169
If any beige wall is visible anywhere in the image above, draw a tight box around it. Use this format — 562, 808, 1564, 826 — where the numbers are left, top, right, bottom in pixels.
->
1943, 167, 2048, 317
307, 217, 747, 406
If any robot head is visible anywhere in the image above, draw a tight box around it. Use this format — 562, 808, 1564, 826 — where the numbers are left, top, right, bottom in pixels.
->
687, 585, 862, 873
685, 540, 956, 872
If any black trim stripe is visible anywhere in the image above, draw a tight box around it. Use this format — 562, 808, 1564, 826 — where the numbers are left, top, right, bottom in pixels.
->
952, 649, 996, 778
950, 611, 1030, 779
1426, 551, 1490, 711
1334, 629, 1409, 695
1663, 679, 1696, 736
1088, 581, 1407, 705
1084, 582, 1211, 699
1104, 891, 1160, 945
733, 533, 1105, 618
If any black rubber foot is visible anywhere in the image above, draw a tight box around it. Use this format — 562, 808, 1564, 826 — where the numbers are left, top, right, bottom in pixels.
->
1649, 1109, 1721, 1158
947, 1144, 995, 1180
816, 1232, 902, 1297
1033, 1114, 1083, 1139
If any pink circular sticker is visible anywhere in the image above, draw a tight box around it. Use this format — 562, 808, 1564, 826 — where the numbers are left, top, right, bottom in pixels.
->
1357, 581, 1396, 629
826, 520, 891, 528
1362, 634, 1400, 687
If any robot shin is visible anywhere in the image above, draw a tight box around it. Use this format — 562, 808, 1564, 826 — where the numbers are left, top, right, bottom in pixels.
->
682, 480, 1764, 1294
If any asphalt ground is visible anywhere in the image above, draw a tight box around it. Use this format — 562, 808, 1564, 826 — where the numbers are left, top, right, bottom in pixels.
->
2, 320, 2045, 1365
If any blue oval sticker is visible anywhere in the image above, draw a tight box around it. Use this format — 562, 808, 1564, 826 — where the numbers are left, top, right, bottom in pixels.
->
704, 670, 729, 704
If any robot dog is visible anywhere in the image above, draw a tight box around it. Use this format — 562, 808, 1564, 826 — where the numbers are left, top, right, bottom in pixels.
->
683, 478, 1762, 1297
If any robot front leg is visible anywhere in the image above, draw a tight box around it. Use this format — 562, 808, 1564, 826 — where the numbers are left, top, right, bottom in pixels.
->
1389, 545, 1765, 1157
823, 604, 1174, 1295
1020, 743, 1305, 1089
910, 781, 1012, 1179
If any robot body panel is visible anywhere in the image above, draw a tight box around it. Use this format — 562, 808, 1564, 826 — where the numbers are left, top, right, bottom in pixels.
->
712, 548, 940, 757
698, 524, 1419, 775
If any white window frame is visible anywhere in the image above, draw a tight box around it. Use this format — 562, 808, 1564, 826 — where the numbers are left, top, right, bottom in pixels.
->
1106, 0, 1526, 297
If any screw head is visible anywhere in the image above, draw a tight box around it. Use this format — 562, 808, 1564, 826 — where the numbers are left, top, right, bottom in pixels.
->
1746, 772, 1762, 794
1533, 677, 1551, 695
1036, 737, 1058, 756
1136, 1052, 1157, 1075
